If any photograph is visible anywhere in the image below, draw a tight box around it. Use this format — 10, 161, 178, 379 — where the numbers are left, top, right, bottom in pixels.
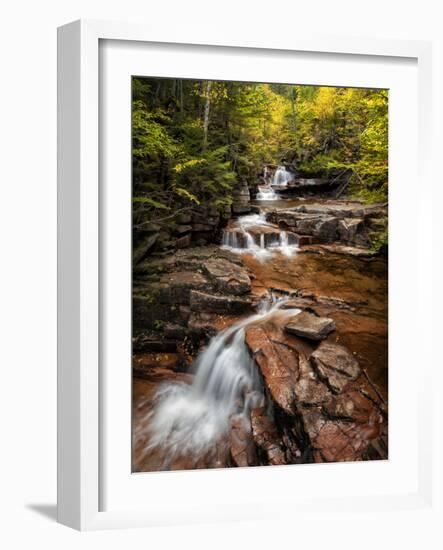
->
131, 76, 389, 472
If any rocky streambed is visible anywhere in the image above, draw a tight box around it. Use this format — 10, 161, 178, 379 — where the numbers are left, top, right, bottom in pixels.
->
132, 199, 388, 471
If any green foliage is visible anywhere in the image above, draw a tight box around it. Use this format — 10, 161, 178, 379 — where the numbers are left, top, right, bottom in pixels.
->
287, 87, 388, 202
370, 226, 389, 253
132, 77, 388, 221
133, 197, 170, 209
153, 319, 164, 331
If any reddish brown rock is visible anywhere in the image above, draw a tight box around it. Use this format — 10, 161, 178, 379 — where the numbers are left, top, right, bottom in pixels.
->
323, 389, 379, 423
285, 311, 336, 341
250, 407, 287, 465
190, 290, 254, 314
230, 417, 258, 467
133, 353, 180, 379
302, 404, 382, 463
294, 355, 332, 406
159, 271, 213, 304
310, 341, 361, 393
245, 325, 299, 415
203, 258, 251, 295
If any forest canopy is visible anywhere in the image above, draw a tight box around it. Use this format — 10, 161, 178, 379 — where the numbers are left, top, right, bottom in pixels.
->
132, 77, 388, 219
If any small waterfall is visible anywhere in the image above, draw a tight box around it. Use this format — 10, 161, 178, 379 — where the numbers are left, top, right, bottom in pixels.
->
222, 213, 298, 259
256, 186, 278, 201
222, 230, 238, 248
279, 231, 296, 257
139, 298, 301, 464
273, 165, 293, 187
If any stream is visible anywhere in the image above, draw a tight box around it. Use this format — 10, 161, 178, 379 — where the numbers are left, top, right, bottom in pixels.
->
133, 192, 388, 471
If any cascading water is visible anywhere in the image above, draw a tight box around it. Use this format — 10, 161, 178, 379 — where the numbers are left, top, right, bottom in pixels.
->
256, 186, 278, 201
222, 213, 299, 259
273, 165, 293, 187
136, 298, 301, 465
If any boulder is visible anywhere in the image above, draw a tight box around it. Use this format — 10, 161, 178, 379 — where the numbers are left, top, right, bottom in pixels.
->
293, 355, 332, 406
337, 217, 364, 242
245, 325, 299, 415
250, 407, 287, 465
176, 234, 192, 249
313, 216, 339, 241
133, 233, 158, 264
203, 258, 251, 295
301, 408, 381, 463
310, 342, 361, 393
190, 290, 253, 314
232, 204, 251, 215
323, 389, 380, 424
158, 271, 213, 304
285, 311, 336, 341
265, 202, 387, 249
175, 224, 192, 235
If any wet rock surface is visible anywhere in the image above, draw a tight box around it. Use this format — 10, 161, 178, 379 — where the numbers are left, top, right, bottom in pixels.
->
266, 200, 387, 248
132, 198, 388, 471
311, 342, 361, 393
285, 311, 336, 341
133, 246, 253, 337
244, 320, 385, 464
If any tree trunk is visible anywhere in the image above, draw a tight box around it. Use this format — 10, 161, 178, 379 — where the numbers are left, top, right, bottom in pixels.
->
202, 80, 212, 151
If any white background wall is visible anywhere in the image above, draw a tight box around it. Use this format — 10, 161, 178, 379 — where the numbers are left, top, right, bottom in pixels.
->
0, 0, 441, 548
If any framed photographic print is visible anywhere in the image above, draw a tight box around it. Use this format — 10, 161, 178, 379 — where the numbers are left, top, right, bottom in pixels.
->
57, 19, 433, 530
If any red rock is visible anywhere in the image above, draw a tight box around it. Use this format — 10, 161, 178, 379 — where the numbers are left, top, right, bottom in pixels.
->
310, 341, 361, 393
285, 311, 336, 341
230, 416, 258, 467
250, 407, 287, 465
245, 324, 299, 415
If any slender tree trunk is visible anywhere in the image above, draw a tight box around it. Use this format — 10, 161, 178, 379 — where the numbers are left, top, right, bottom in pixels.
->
290, 86, 297, 133
202, 80, 212, 151
179, 80, 184, 112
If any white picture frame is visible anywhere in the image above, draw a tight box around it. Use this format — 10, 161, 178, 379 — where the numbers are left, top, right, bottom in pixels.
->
57, 19, 433, 531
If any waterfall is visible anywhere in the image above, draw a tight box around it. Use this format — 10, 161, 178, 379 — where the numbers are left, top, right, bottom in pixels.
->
279, 231, 295, 257
256, 186, 278, 201
138, 298, 301, 464
222, 213, 299, 259
273, 165, 292, 187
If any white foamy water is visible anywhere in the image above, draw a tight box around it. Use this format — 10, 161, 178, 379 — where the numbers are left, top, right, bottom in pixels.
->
256, 186, 278, 201
222, 213, 299, 260
137, 298, 301, 464
273, 165, 293, 187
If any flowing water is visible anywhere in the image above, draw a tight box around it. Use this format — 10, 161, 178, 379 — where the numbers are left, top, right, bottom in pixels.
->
221, 213, 299, 259
256, 186, 278, 201
273, 165, 293, 186
138, 298, 301, 465
133, 193, 388, 470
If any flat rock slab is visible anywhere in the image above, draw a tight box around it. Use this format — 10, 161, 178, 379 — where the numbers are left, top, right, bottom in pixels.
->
301, 244, 377, 258
190, 289, 253, 314
202, 258, 251, 295
285, 311, 336, 341
310, 341, 361, 393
